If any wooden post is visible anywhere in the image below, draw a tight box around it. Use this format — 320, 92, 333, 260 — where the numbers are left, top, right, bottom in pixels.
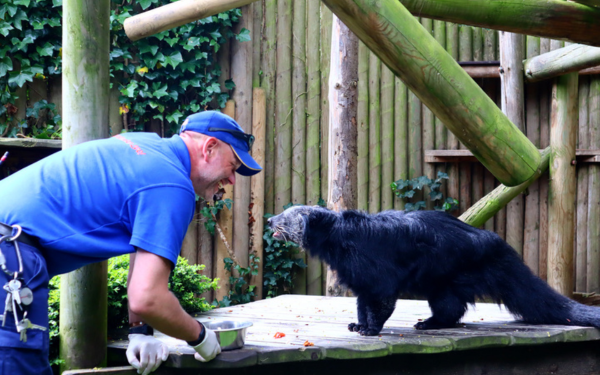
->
458, 24, 472, 214
320, 4, 333, 208
394, 77, 408, 211
124, 0, 259, 41
482, 28, 497, 232
445, 22, 460, 213
249, 88, 266, 299
368, 52, 381, 212
306, 0, 322, 296
180, 213, 199, 265
547, 72, 578, 297
232, 5, 253, 274
433, 20, 448, 207
421, 18, 435, 210
357, 41, 369, 212
380, 64, 394, 211
291, 0, 307, 295
275, 0, 292, 213
326, 15, 358, 297
523, 36, 541, 275
576, 77, 590, 292
60, 0, 110, 370
251, 1, 262, 87
460, 148, 551, 228
499, 31, 525, 256
587, 76, 600, 292
261, 0, 276, 214
524, 45, 600, 82
214, 100, 236, 301
395, 0, 600, 47
197, 204, 214, 303
471, 27, 484, 217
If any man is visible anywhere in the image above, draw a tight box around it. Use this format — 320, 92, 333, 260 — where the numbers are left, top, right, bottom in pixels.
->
0, 111, 261, 374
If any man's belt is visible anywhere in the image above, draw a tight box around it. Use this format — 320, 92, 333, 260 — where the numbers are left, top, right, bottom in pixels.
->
0, 223, 39, 248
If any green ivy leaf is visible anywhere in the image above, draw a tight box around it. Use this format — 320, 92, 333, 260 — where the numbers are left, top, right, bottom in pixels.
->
13, 0, 31, 6
164, 51, 183, 69
235, 28, 251, 42
36, 42, 54, 57
12, 10, 28, 30
52, 0, 62, 7
224, 79, 235, 90
165, 37, 180, 47
139, 0, 154, 10
138, 43, 159, 56
0, 56, 13, 77
8, 70, 34, 88
120, 81, 139, 97
166, 110, 184, 124
152, 84, 168, 99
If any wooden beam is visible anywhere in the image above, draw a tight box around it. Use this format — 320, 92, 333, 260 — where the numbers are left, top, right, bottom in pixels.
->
524, 45, 600, 82
460, 148, 551, 229
571, 0, 600, 7
462, 63, 600, 79
326, 15, 358, 297
124, 0, 258, 41
425, 149, 600, 163
396, 0, 600, 47
321, 0, 541, 187
547, 72, 578, 297
60, 0, 110, 370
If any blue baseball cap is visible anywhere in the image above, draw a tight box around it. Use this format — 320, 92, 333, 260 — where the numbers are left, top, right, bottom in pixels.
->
179, 111, 262, 176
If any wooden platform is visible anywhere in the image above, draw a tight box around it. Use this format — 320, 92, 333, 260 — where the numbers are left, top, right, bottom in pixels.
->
106, 295, 600, 374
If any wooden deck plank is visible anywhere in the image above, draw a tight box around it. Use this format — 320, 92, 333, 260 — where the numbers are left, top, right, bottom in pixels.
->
108, 295, 600, 370
0, 137, 62, 149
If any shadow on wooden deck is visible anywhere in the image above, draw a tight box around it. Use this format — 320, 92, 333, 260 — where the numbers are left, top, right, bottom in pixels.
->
100, 295, 600, 375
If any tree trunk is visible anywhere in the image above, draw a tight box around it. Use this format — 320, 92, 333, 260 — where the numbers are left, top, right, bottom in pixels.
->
547, 72, 578, 297
60, 0, 110, 370
326, 15, 358, 297
524, 45, 600, 83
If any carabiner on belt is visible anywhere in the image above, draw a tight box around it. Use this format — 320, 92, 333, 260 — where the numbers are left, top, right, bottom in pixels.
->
0, 225, 24, 277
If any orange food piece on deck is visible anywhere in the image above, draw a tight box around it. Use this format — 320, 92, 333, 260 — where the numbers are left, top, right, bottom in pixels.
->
274, 332, 286, 338
303, 341, 314, 347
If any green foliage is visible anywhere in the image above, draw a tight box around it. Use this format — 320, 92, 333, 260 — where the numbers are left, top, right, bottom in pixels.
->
1, 0, 248, 138
48, 255, 218, 365
391, 171, 459, 212
262, 203, 308, 298
217, 253, 259, 307
199, 198, 232, 235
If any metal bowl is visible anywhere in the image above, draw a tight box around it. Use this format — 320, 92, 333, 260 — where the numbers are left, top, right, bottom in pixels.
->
203, 320, 253, 351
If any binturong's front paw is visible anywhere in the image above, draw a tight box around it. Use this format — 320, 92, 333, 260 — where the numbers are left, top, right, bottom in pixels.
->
348, 322, 366, 332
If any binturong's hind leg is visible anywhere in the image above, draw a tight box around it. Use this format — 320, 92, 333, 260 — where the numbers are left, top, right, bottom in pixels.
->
415, 290, 467, 330
348, 294, 369, 333
353, 296, 397, 336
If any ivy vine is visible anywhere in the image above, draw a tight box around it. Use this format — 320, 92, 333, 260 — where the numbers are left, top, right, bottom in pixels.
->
0, 0, 249, 138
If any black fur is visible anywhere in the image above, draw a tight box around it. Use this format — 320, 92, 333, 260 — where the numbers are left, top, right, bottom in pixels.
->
268, 206, 600, 336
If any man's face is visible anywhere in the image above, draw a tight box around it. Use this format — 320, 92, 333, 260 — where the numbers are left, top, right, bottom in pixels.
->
193, 140, 241, 200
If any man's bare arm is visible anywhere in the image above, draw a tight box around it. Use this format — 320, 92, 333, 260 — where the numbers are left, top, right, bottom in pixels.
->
127, 249, 201, 342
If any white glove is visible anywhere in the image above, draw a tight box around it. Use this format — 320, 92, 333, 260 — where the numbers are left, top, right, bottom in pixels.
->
191, 326, 221, 362
126, 334, 170, 375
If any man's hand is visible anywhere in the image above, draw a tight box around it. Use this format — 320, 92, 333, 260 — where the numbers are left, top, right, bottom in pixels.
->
191, 328, 221, 362
126, 334, 170, 375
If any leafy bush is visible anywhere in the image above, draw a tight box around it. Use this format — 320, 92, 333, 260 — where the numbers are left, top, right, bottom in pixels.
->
262, 203, 307, 298
391, 171, 459, 212
48, 255, 218, 365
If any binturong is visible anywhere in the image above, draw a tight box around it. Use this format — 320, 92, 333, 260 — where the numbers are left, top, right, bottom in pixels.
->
267, 205, 600, 336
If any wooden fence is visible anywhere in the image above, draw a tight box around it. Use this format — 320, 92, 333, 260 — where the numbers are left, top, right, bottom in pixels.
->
2, 1, 600, 299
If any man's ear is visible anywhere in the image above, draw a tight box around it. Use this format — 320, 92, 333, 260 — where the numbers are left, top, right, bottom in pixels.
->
202, 137, 219, 162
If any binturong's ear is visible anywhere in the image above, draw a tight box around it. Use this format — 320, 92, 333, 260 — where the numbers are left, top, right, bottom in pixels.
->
303, 208, 338, 248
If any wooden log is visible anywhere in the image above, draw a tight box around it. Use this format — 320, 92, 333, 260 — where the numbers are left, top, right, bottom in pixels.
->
251, 1, 262, 87
547, 72, 578, 297
576, 76, 590, 292
275, 0, 292, 213
124, 0, 259, 41
291, 0, 307, 295
499, 31, 525, 256
538, 38, 551, 280
60, 0, 110, 370
368, 52, 381, 213
306, 0, 322, 296
320, 3, 333, 210
460, 64, 600, 79
249, 88, 266, 300
460, 149, 551, 228
523, 36, 541, 275
421, 18, 435, 210
357, 41, 369, 212
587, 76, 600, 292
482, 28, 497, 232
232, 5, 253, 273
524, 45, 600, 83
572, 0, 600, 6
395, 0, 600, 47
326, 15, 358, 297
214, 100, 236, 302
380, 64, 394, 211
262, 0, 276, 214
394, 77, 408, 211
458, 24, 472, 214
321, 0, 541, 187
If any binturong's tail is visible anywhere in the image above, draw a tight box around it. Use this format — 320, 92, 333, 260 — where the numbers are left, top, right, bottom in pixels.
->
492, 242, 600, 328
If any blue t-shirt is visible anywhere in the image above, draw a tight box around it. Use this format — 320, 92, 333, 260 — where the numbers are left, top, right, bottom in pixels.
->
0, 133, 196, 277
